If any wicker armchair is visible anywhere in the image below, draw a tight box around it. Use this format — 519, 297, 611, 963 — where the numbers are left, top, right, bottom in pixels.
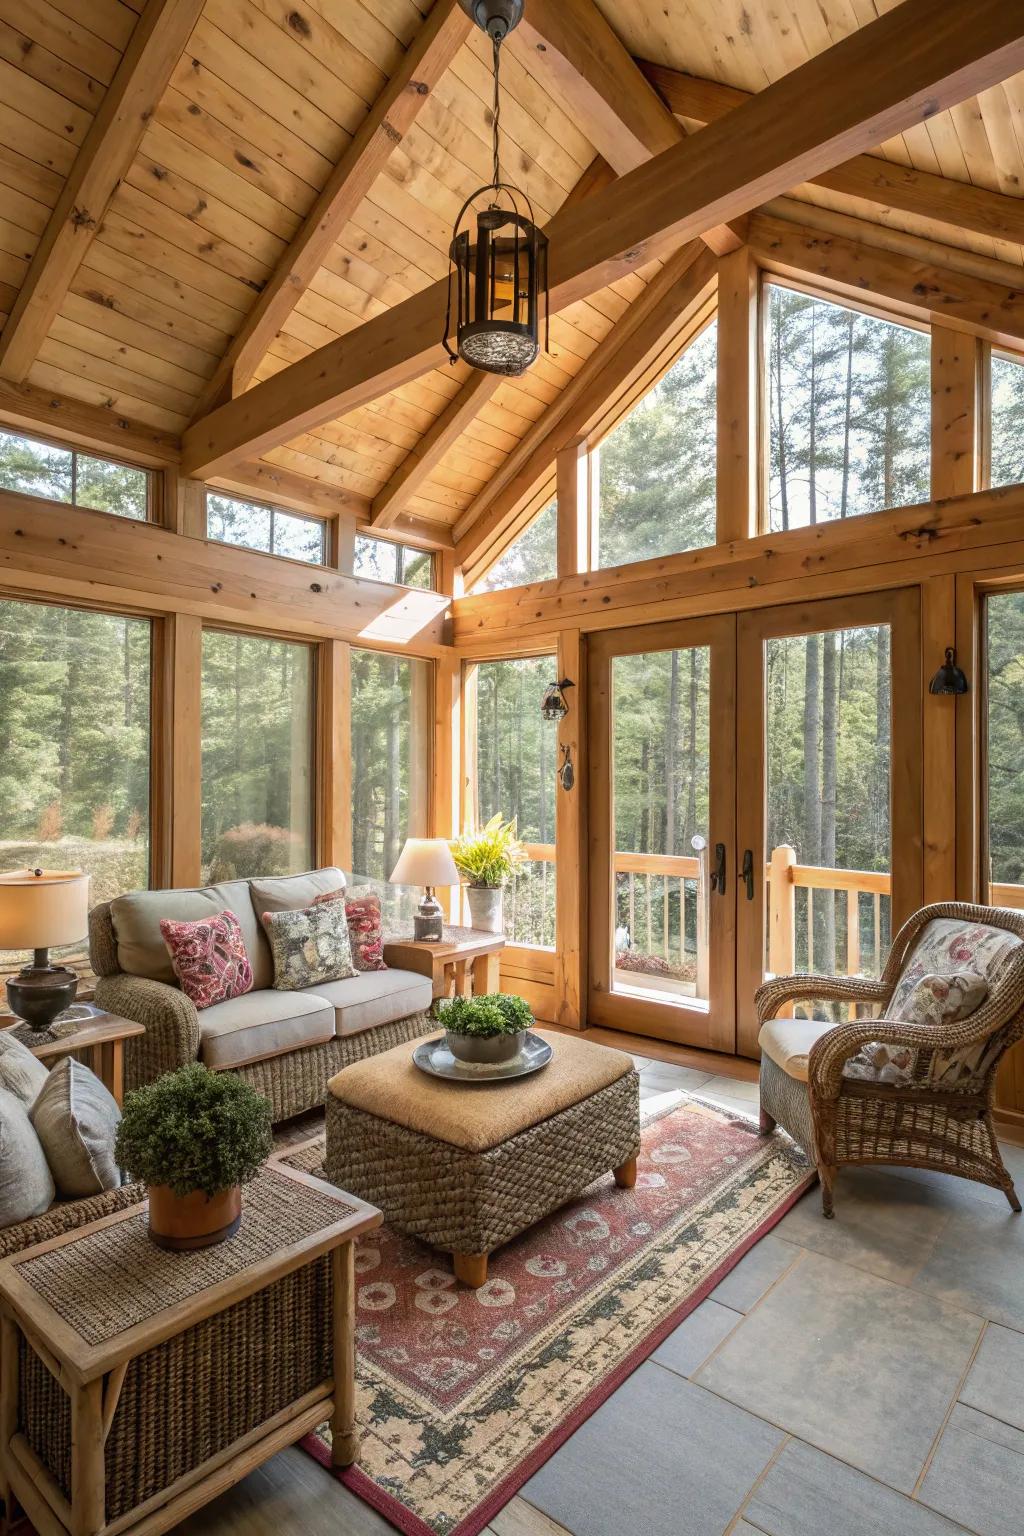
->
756, 901, 1024, 1218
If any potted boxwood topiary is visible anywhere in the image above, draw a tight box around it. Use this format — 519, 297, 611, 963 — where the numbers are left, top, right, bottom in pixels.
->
435, 991, 534, 1064
115, 1063, 273, 1251
451, 814, 524, 933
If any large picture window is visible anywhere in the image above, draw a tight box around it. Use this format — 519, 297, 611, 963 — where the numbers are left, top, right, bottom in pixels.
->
0, 429, 149, 520
206, 492, 325, 565
766, 283, 930, 529
473, 655, 557, 947
0, 598, 151, 967
474, 499, 557, 592
200, 631, 314, 883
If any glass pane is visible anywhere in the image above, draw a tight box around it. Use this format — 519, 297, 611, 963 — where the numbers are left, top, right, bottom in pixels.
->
596, 322, 717, 568
0, 599, 151, 969
766, 284, 929, 529
990, 352, 1024, 488
349, 649, 431, 931
354, 535, 401, 584
474, 499, 558, 592
611, 649, 710, 1001
200, 631, 313, 883
764, 626, 892, 993
474, 656, 557, 947
985, 592, 1024, 903
0, 429, 72, 501
75, 455, 147, 520
207, 492, 272, 554
400, 548, 433, 590
271, 508, 324, 564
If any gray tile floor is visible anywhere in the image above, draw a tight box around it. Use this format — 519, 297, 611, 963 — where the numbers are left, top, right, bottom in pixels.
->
184, 1056, 1024, 1536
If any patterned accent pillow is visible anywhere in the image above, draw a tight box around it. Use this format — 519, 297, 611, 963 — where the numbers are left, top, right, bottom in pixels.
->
262, 900, 356, 991
844, 969, 988, 1087
313, 885, 387, 972
160, 910, 253, 1010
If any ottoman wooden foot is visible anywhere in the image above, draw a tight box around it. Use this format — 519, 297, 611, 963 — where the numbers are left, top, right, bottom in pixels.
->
453, 1252, 488, 1288
614, 1156, 637, 1189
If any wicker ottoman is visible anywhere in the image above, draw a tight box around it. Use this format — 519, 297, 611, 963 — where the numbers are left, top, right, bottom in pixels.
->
325, 1029, 641, 1287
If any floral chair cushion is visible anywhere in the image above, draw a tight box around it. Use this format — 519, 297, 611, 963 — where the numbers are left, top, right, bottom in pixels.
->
844, 969, 988, 1086
885, 919, 1020, 1019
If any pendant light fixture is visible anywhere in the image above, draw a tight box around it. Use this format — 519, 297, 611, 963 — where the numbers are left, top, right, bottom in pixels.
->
444, 1, 549, 376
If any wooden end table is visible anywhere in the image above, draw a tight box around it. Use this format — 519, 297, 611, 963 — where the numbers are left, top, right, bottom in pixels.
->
0, 1162, 381, 1536
383, 926, 505, 999
2, 1004, 144, 1105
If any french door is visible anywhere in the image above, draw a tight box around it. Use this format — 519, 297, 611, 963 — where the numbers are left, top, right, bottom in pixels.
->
585, 590, 923, 1058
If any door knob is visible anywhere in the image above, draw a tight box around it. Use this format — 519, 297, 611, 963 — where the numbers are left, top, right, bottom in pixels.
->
741, 848, 754, 900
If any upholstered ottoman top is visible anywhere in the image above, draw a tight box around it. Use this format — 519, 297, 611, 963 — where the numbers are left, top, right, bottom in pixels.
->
326, 1029, 634, 1152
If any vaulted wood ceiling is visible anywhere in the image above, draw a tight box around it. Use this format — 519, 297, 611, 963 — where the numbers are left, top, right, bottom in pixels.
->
0, 0, 1023, 554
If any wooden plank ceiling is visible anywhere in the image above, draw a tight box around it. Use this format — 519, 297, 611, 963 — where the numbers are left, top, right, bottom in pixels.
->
0, 0, 1022, 547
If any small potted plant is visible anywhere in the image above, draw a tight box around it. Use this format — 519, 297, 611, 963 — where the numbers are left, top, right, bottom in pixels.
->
115, 1063, 272, 1251
451, 814, 524, 932
435, 991, 534, 1064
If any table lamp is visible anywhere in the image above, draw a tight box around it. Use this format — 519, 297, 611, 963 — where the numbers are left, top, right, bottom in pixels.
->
389, 839, 460, 942
0, 868, 90, 1031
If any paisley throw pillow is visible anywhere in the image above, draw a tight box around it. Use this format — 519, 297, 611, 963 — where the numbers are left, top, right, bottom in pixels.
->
313, 885, 387, 972
160, 910, 253, 1010
262, 900, 356, 991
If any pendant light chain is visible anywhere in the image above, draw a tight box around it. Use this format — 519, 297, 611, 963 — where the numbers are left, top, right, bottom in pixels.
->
491, 35, 502, 193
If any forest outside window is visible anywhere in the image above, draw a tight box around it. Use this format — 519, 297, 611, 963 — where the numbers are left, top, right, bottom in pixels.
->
594, 321, 717, 570
0, 428, 149, 520
766, 282, 930, 530
200, 630, 314, 883
989, 351, 1024, 488
0, 597, 151, 973
207, 492, 326, 565
350, 649, 431, 928
473, 499, 557, 592
353, 534, 434, 590
984, 591, 1024, 904
473, 656, 556, 948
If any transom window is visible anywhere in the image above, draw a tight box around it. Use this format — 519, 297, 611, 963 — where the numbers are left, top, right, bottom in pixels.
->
206, 491, 326, 565
474, 498, 557, 592
990, 350, 1024, 489
0, 428, 149, 520
353, 534, 434, 589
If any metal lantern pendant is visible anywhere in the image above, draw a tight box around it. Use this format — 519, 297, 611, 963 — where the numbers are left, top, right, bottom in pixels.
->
444, 7, 548, 377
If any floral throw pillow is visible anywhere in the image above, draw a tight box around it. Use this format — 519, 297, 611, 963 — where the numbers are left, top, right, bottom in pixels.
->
262, 900, 356, 991
844, 969, 988, 1087
313, 885, 387, 972
160, 910, 253, 1011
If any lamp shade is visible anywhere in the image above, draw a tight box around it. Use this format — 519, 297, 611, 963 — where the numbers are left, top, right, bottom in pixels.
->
0, 869, 90, 950
389, 839, 460, 889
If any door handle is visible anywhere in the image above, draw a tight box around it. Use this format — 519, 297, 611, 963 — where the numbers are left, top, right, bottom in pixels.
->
710, 841, 726, 895
741, 848, 755, 901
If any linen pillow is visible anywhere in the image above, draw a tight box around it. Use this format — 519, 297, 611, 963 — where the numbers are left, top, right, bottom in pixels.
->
0, 1031, 49, 1106
31, 1058, 122, 1199
844, 969, 988, 1086
313, 885, 387, 973
0, 1085, 54, 1227
262, 900, 356, 991
160, 909, 253, 1010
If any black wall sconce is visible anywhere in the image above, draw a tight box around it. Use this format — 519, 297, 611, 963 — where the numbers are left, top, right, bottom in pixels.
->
541, 678, 574, 721
929, 647, 970, 696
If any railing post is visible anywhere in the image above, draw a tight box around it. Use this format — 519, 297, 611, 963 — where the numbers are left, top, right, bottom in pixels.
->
768, 844, 797, 977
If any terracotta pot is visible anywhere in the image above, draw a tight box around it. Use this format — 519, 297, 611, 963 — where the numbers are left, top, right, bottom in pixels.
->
466, 885, 504, 934
147, 1183, 242, 1251
446, 1029, 527, 1064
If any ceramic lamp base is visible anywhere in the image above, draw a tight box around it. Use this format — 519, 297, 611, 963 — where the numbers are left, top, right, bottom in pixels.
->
413, 890, 444, 942
6, 964, 78, 1032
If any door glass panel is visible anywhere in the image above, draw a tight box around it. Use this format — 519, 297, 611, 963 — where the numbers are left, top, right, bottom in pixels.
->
763, 625, 892, 988
985, 592, 1024, 907
611, 648, 710, 1003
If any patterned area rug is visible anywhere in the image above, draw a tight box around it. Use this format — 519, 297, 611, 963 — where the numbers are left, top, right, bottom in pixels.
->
282, 1094, 812, 1536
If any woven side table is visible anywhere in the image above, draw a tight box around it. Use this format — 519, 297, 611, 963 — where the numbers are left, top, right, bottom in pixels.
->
0, 1164, 381, 1536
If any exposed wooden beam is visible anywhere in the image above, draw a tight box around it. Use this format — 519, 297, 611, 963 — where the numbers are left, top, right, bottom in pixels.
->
368, 156, 617, 532
455, 244, 718, 579
0, 0, 206, 385
640, 59, 1024, 252
192, 0, 471, 419
518, 0, 741, 256
181, 0, 1024, 480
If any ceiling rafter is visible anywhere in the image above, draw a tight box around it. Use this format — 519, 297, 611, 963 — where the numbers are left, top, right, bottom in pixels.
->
180, 0, 1024, 481
0, 0, 207, 386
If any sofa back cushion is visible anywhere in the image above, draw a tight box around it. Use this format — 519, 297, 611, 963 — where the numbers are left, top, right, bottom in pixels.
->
249, 868, 346, 924
109, 877, 273, 989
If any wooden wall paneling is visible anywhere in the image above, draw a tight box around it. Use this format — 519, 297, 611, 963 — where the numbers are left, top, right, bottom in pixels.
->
554, 627, 587, 1028
555, 439, 589, 578
931, 326, 981, 502
172, 474, 206, 539
922, 575, 958, 901
715, 246, 759, 543
151, 610, 202, 889
0, 377, 178, 466
316, 639, 351, 872
180, 0, 1024, 480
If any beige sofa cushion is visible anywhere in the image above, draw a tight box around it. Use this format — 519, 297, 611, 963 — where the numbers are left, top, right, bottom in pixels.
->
758, 1017, 830, 1082
199, 989, 335, 1070
328, 1029, 635, 1152
308, 969, 433, 1037
0, 1085, 54, 1226
31, 1059, 121, 1198
0, 1032, 49, 1106
109, 879, 272, 990
249, 868, 346, 924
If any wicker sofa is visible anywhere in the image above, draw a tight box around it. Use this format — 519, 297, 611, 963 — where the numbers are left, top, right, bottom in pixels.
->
89, 867, 435, 1121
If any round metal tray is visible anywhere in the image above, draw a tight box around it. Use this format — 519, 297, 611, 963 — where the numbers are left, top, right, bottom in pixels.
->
412, 1031, 553, 1083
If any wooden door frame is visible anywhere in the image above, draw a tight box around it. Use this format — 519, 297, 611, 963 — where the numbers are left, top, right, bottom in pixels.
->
587, 613, 737, 1053
735, 587, 923, 1057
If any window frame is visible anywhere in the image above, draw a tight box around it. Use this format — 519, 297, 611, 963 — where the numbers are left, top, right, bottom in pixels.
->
204, 489, 328, 567
0, 424, 154, 522
352, 532, 436, 590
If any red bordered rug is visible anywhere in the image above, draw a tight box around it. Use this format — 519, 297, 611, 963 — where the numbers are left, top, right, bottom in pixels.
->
283, 1094, 813, 1536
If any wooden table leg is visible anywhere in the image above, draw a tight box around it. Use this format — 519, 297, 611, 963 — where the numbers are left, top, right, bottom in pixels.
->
70, 1377, 105, 1536
330, 1242, 358, 1467
453, 1252, 488, 1288
453, 959, 471, 998
0, 1311, 18, 1535
96, 1041, 124, 1105
614, 1156, 638, 1189
472, 952, 501, 995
